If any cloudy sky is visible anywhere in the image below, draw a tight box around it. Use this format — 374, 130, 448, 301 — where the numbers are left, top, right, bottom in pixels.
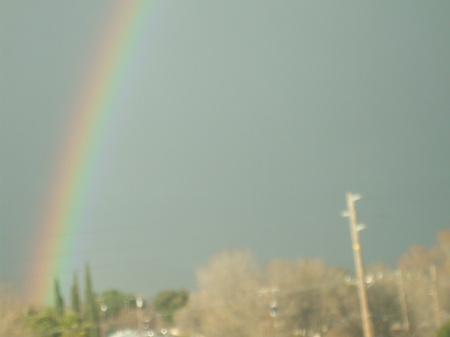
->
1, 1, 450, 300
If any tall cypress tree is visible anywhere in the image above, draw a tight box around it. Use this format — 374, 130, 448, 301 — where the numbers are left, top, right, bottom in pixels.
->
85, 264, 100, 337
54, 278, 64, 317
71, 272, 81, 314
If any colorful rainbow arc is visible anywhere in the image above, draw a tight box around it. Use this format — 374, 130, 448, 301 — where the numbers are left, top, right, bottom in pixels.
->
27, 0, 157, 306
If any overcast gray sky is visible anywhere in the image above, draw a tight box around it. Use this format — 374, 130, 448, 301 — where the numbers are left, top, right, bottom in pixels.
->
1, 1, 450, 300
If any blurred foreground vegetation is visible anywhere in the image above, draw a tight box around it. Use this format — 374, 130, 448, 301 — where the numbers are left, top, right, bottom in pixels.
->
2, 230, 450, 337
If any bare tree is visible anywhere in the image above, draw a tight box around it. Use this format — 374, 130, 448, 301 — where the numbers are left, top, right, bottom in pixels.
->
363, 265, 403, 337
397, 231, 450, 336
177, 250, 264, 337
0, 284, 26, 337
267, 258, 357, 337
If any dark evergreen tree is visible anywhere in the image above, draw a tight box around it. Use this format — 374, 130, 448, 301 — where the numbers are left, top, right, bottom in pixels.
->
71, 272, 81, 314
85, 264, 100, 337
54, 278, 64, 318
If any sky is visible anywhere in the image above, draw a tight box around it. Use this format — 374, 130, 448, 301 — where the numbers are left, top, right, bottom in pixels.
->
1, 1, 450, 302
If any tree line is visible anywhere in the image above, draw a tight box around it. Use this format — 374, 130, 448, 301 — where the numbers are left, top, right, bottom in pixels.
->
176, 230, 450, 337
0, 262, 189, 337
21, 264, 103, 337
1, 230, 450, 337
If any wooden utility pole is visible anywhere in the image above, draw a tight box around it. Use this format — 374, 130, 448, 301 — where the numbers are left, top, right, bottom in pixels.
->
343, 192, 374, 337
396, 269, 409, 331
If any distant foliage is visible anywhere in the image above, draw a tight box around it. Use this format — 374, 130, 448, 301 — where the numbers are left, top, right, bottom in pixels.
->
176, 232, 450, 337
99, 289, 129, 319
438, 320, 450, 337
176, 251, 266, 337
153, 289, 189, 326
26, 309, 61, 337
26, 309, 88, 337
5, 230, 450, 337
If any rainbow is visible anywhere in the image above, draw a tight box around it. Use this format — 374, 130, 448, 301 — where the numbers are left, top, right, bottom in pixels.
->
27, 0, 160, 306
